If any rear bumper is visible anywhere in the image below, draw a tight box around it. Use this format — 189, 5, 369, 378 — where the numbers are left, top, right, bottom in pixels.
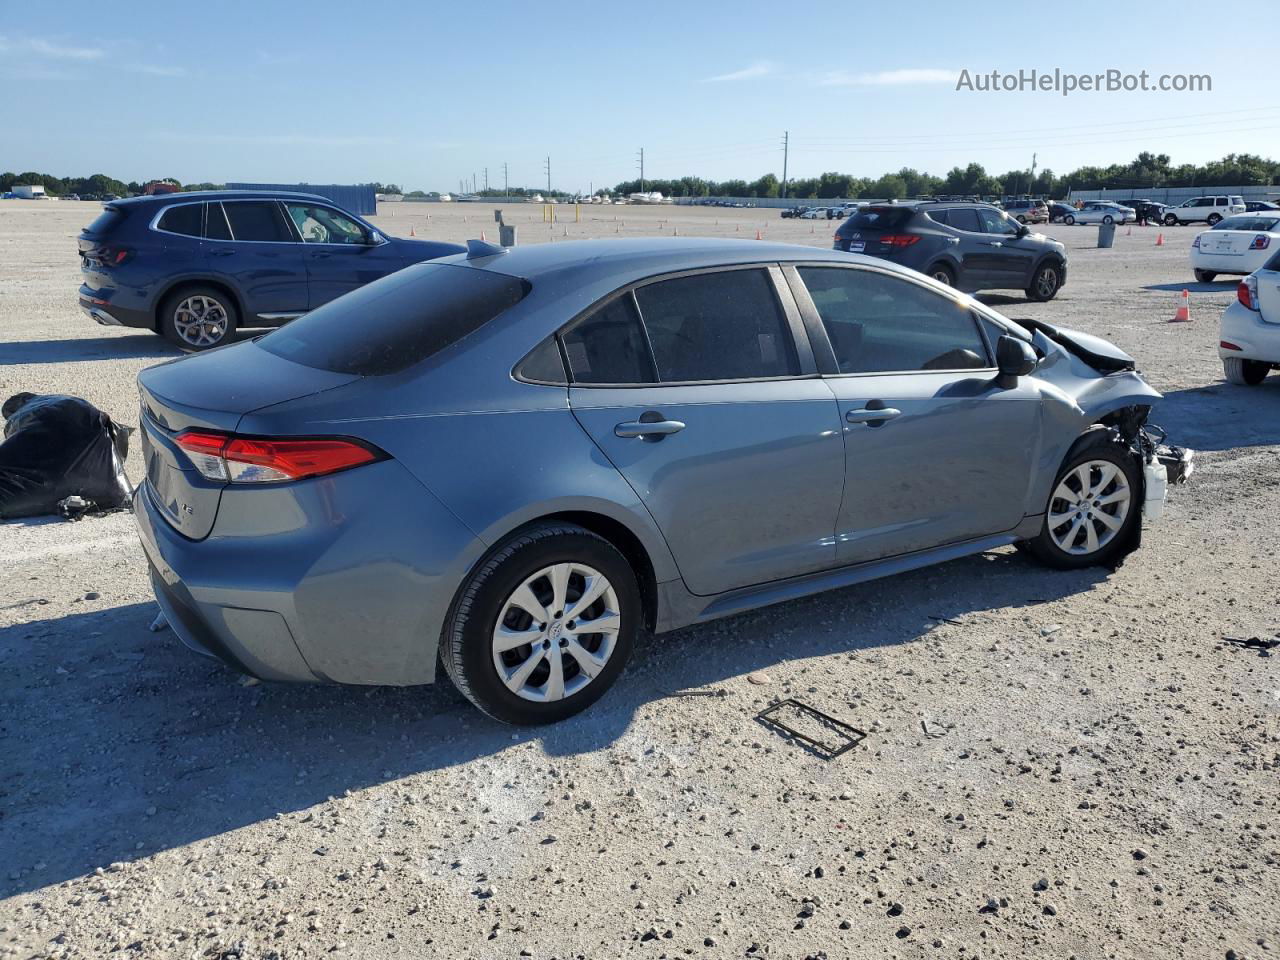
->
133, 458, 488, 685
1191, 252, 1268, 276
78, 283, 152, 328
1219, 299, 1280, 362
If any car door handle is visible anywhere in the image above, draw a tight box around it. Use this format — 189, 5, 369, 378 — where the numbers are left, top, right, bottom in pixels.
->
986, 241, 1003, 247
209, 248, 237, 257
614, 417, 686, 440
846, 407, 902, 424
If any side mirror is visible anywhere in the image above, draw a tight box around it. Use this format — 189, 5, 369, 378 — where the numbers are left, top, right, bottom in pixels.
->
364, 230, 383, 245
995, 335, 1037, 388
1016, 223, 1030, 238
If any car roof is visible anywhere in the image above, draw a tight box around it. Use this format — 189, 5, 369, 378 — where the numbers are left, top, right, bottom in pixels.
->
108, 189, 333, 207
435, 237, 904, 285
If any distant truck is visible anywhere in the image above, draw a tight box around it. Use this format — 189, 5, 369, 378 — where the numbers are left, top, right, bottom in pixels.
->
13, 184, 47, 199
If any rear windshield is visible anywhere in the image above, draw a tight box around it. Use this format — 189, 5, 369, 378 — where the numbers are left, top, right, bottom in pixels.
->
845, 207, 914, 231
84, 207, 125, 234
259, 263, 529, 376
1213, 216, 1280, 231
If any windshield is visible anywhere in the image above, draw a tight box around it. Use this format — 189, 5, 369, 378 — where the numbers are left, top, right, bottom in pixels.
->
260, 263, 530, 375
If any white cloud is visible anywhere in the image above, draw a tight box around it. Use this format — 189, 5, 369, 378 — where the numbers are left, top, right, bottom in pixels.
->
704, 60, 776, 83
128, 64, 186, 77
819, 68, 959, 86
26, 37, 104, 60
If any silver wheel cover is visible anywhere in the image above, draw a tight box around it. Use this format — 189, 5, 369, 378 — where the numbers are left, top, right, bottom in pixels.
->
1046, 460, 1131, 555
492, 562, 621, 703
173, 295, 229, 347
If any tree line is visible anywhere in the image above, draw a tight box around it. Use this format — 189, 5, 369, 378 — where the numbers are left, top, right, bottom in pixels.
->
6, 152, 1277, 202
609, 152, 1280, 200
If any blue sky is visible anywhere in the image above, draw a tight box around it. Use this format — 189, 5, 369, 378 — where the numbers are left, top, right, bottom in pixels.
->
3, 0, 1277, 192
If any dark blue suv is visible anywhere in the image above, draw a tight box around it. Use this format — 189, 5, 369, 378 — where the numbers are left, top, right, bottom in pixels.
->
78, 190, 464, 349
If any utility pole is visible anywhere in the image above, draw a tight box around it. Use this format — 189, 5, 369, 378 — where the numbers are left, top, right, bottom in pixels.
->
637, 147, 645, 193
1030, 152, 1037, 194
781, 131, 789, 200
503, 162, 509, 200
544, 156, 551, 196
484, 167, 489, 193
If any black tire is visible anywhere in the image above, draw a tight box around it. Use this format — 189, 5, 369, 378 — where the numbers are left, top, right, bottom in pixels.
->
442, 523, 640, 725
1023, 431, 1142, 570
1194, 268, 1217, 283
1026, 261, 1062, 302
1207, 213, 1222, 225
159, 285, 238, 351
1223, 357, 1270, 385
1103, 214, 1114, 225
1016, 215, 1028, 224
1163, 214, 1178, 226
1064, 214, 1075, 225
927, 263, 955, 287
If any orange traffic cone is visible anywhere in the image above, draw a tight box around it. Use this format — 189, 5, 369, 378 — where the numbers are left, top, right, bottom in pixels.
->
1126, 226, 1132, 236
410, 226, 416, 236
1156, 233, 1164, 246
755, 229, 763, 240
481, 230, 486, 242
1171, 288, 1191, 322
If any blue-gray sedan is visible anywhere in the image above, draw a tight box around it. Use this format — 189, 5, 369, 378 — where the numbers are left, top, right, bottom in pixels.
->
134, 237, 1167, 724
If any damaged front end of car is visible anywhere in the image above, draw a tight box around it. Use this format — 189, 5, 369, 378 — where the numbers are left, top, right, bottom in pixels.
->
1015, 317, 1195, 565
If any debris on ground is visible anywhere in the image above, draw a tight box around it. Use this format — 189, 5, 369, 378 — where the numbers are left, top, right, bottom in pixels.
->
1222, 635, 1280, 651
756, 699, 867, 759
0, 393, 133, 520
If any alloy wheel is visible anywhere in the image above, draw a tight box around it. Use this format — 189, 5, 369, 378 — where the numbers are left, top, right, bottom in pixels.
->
173, 295, 230, 347
1046, 460, 1131, 555
1035, 267, 1059, 299
491, 562, 621, 703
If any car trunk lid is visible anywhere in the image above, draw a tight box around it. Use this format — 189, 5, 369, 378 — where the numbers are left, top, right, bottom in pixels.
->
137, 342, 361, 539
1257, 267, 1280, 321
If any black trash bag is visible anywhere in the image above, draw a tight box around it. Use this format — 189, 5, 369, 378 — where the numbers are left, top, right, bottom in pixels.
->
0, 393, 134, 519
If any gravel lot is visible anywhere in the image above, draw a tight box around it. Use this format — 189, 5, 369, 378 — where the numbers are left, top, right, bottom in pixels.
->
2, 199, 1277, 959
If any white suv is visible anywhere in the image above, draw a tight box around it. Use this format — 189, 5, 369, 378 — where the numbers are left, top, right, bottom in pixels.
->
1164, 195, 1247, 226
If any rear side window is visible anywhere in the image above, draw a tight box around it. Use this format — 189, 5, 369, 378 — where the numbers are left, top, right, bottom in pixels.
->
798, 266, 990, 374
223, 201, 293, 242
563, 295, 656, 384
634, 269, 799, 382
85, 208, 124, 235
845, 207, 913, 231
925, 209, 950, 225
206, 202, 232, 240
156, 203, 203, 237
260, 263, 529, 376
948, 208, 982, 232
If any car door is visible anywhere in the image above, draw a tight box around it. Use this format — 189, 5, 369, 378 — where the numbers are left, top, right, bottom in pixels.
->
942, 207, 998, 288
205, 200, 308, 320
976, 206, 1036, 287
281, 201, 406, 307
565, 266, 846, 596
787, 263, 1042, 565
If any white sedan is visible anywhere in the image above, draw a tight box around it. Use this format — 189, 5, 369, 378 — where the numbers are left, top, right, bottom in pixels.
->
1062, 202, 1136, 225
1191, 213, 1280, 282
1218, 255, 1280, 384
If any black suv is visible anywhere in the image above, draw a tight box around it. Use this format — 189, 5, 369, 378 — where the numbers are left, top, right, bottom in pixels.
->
833, 201, 1068, 301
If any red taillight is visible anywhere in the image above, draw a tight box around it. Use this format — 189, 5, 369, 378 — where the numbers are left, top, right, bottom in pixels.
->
1251, 234, 1271, 250
1220, 340, 1242, 351
98, 245, 134, 265
175, 430, 385, 483
1238, 278, 1258, 311
879, 234, 921, 248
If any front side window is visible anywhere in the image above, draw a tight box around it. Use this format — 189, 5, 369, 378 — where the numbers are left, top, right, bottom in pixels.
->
798, 266, 990, 374
223, 201, 294, 242
562, 295, 656, 385
978, 208, 1018, 235
156, 203, 202, 237
633, 269, 799, 382
284, 203, 367, 244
